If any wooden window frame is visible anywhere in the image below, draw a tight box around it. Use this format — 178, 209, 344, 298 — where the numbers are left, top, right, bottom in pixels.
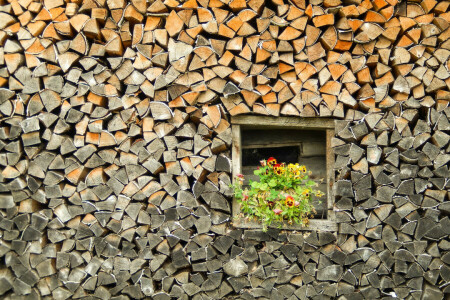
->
231, 115, 337, 232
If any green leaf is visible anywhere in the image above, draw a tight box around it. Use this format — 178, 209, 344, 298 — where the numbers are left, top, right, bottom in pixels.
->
250, 181, 260, 189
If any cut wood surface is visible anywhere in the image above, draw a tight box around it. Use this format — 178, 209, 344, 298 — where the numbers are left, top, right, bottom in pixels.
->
0, 0, 450, 299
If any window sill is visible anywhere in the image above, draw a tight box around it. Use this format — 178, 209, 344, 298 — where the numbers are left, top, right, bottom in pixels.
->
232, 216, 338, 232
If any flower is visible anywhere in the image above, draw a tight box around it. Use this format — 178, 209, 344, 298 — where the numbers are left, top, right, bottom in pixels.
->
231, 157, 320, 230
273, 208, 283, 215
236, 174, 244, 184
288, 163, 297, 173
285, 195, 294, 207
302, 189, 310, 197
267, 157, 277, 167
273, 163, 285, 175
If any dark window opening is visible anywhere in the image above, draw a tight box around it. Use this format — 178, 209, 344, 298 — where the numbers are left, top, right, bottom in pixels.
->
242, 146, 300, 167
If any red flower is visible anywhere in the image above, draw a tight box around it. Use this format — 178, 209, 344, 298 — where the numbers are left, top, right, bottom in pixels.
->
273, 208, 283, 215
236, 174, 244, 179
267, 200, 275, 207
267, 157, 277, 167
273, 164, 285, 175
243, 195, 249, 201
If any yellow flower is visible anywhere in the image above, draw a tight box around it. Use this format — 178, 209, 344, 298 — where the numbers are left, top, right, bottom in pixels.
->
274, 164, 285, 175
285, 195, 294, 207
288, 163, 296, 173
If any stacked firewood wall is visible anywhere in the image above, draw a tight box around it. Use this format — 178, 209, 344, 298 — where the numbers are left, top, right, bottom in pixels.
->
0, 0, 449, 298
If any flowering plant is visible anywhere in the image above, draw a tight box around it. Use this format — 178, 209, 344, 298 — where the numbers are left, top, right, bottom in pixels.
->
232, 157, 324, 231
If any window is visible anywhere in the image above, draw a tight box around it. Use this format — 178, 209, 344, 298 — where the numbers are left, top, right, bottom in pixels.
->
231, 115, 337, 231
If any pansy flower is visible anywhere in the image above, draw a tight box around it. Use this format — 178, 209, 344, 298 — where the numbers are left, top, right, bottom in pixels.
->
285, 195, 294, 207
288, 163, 297, 173
273, 163, 285, 175
302, 189, 310, 197
273, 208, 283, 215
267, 157, 277, 167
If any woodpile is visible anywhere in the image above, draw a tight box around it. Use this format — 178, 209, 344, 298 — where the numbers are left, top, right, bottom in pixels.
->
0, 0, 449, 299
